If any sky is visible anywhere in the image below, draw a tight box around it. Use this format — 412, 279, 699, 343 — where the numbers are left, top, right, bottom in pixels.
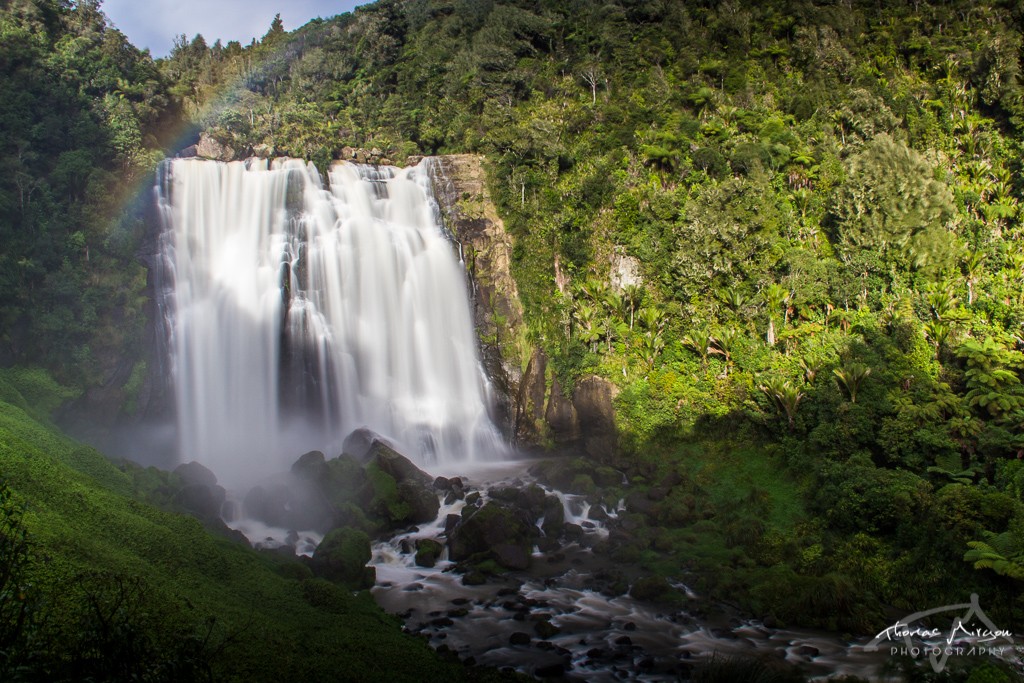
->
101, 0, 366, 58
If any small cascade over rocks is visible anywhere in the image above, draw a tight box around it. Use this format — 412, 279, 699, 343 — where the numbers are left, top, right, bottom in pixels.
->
155, 157, 506, 487
362, 460, 893, 681
218, 443, 923, 681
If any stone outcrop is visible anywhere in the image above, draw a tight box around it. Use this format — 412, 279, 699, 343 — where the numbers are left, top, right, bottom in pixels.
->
431, 154, 529, 438
448, 500, 538, 570
573, 375, 620, 460
514, 348, 547, 444
337, 146, 395, 166
195, 133, 235, 162
431, 154, 620, 455
311, 527, 375, 588
545, 376, 579, 444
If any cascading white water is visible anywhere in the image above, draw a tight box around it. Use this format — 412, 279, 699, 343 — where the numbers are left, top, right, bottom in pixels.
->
155, 157, 505, 486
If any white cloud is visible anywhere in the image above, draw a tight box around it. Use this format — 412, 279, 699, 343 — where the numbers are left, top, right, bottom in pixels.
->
101, 0, 365, 57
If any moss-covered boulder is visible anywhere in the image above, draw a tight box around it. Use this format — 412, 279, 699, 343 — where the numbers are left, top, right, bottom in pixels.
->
415, 538, 444, 567
367, 442, 433, 487
311, 527, 374, 589
488, 483, 546, 517
360, 444, 439, 528
173, 482, 225, 519
363, 463, 411, 525
629, 575, 673, 602
398, 479, 441, 523
540, 494, 565, 537
449, 501, 538, 570
291, 449, 330, 481
169, 460, 227, 521
341, 427, 392, 462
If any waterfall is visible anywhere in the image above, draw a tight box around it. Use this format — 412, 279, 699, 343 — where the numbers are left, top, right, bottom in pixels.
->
155, 157, 505, 486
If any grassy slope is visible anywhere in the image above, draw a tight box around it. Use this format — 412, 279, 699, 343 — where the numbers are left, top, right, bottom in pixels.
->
0, 369, 489, 682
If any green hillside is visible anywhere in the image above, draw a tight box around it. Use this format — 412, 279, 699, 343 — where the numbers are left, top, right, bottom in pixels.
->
0, 368, 511, 681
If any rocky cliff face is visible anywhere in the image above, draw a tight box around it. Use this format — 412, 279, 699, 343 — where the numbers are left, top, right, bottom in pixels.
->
430, 155, 617, 457
429, 155, 528, 439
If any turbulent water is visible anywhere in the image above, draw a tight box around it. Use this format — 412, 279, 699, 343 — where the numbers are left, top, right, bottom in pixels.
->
155, 157, 505, 486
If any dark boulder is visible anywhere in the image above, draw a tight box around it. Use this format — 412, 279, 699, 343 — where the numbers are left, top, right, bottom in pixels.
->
341, 427, 393, 462
174, 461, 218, 489
368, 442, 433, 487
398, 480, 441, 523
629, 576, 673, 602
534, 619, 560, 639
415, 538, 444, 568
362, 453, 439, 528
311, 527, 374, 589
449, 501, 537, 570
462, 571, 486, 586
488, 483, 546, 518
509, 632, 531, 646
243, 484, 291, 527
540, 495, 565, 537
291, 450, 329, 481
173, 482, 226, 519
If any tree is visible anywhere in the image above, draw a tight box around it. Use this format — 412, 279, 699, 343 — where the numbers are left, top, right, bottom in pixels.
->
957, 337, 1024, 419
710, 327, 740, 375
682, 326, 714, 366
760, 377, 804, 431
621, 283, 643, 330
962, 251, 985, 305
573, 302, 602, 353
763, 283, 790, 346
262, 14, 286, 45
965, 531, 1024, 581
831, 134, 956, 275
833, 362, 871, 403
717, 285, 748, 316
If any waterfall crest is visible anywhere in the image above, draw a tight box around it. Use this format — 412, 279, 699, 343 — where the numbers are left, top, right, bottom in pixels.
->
156, 157, 505, 486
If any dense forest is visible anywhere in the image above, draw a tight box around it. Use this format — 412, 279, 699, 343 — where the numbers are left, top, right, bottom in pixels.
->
4, 0, 1024, 679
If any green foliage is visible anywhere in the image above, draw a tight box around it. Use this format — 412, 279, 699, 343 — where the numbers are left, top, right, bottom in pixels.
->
0, 367, 79, 423
0, 481, 38, 677
833, 361, 871, 403
759, 377, 803, 431
313, 527, 372, 587
0, 0, 173, 386
830, 134, 956, 275
0, 395, 497, 682
965, 530, 1024, 580
958, 337, 1024, 418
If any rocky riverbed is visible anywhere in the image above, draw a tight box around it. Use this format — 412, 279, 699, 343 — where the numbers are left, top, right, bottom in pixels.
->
153, 438, 1018, 681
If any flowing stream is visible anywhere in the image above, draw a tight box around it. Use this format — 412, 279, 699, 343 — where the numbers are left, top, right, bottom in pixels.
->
155, 158, 505, 487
